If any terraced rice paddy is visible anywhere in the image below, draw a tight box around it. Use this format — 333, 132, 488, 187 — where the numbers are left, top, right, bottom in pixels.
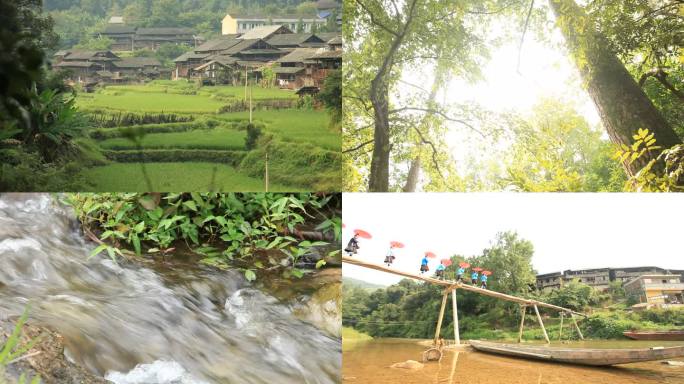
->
77, 80, 341, 191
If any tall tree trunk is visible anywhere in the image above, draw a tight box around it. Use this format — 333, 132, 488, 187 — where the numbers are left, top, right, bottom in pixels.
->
402, 157, 421, 191
368, 77, 392, 191
549, 0, 681, 176
367, 0, 418, 192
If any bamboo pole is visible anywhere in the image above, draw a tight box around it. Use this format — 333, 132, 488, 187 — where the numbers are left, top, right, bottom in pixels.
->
518, 305, 526, 343
452, 288, 460, 345
342, 256, 586, 317
571, 313, 584, 340
434, 290, 449, 345
249, 77, 253, 123
533, 305, 550, 344
558, 312, 564, 341
265, 151, 269, 192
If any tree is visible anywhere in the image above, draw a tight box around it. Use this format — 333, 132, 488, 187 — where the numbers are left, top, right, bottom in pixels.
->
318, 69, 342, 124
296, 1, 318, 17
296, 17, 305, 33
345, 0, 490, 191
545, 280, 600, 311
504, 99, 625, 191
548, 0, 681, 177
0, 0, 58, 132
74, 35, 113, 50
260, 66, 276, 88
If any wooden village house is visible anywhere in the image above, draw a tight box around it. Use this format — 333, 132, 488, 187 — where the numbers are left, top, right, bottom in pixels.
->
53, 50, 164, 85
97, 26, 201, 51
171, 24, 342, 93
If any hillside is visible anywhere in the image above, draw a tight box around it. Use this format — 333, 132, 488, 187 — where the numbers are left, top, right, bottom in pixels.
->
343, 277, 386, 291
44, 0, 341, 50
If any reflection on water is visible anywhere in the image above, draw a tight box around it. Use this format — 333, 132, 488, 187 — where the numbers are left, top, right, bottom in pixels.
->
0, 194, 341, 384
343, 339, 684, 384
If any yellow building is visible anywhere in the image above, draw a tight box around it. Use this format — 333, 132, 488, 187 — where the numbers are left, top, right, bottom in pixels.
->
624, 274, 684, 305
222, 14, 326, 35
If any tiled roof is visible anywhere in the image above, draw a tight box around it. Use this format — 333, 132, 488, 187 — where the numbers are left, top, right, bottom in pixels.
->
112, 57, 161, 68
173, 52, 210, 62
194, 36, 241, 52
238, 25, 292, 40
266, 33, 323, 47
136, 28, 194, 35
276, 48, 320, 64
54, 61, 97, 68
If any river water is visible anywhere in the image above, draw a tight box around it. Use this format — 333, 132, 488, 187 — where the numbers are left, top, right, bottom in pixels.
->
0, 194, 341, 384
343, 339, 684, 384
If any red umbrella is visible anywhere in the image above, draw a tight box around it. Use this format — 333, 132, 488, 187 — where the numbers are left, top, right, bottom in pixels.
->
390, 241, 405, 248
482, 270, 492, 276
424, 251, 437, 259
472, 267, 483, 272
441, 258, 452, 267
459, 262, 470, 268
353, 229, 372, 239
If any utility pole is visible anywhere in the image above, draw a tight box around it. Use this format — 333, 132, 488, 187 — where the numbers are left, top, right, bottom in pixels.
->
265, 151, 269, 192
244, 67, 248, 102
249, 72, 253, 123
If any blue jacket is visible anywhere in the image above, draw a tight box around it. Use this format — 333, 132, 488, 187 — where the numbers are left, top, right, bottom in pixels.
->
481, 274, 488, 282
436, 264, 445, 271
421, 257, 428, 265
471, 272, 479, 280
457, 268, 465, 275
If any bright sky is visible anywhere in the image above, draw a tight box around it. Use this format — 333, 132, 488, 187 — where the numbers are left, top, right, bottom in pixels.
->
393, 6, 604, 185
342, 193, 684, 286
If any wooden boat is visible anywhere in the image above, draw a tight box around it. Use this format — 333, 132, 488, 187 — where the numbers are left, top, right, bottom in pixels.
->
469, 340, 684, 366
623, 330, 684, 341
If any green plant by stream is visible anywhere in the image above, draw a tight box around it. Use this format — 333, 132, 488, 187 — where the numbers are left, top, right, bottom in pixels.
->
64, 193, 341, 282
0, 308, 41, 384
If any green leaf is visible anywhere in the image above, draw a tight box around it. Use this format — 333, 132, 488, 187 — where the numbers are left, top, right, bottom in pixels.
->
265, 237, 283, 249
291, 269, 304, 278
89, 244, 108, 259
106, 247, 116, 262
244, 269, 256, 282
183, 200, 198, 212
132, 234, 141, 255
134, 221, 145, 233
315, 259, 327, 269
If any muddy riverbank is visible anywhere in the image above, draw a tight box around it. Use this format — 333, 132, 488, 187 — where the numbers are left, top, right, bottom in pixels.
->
343, 338, 684, 384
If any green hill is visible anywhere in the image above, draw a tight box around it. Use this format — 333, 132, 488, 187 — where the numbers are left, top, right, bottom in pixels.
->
343, 277, 386, 291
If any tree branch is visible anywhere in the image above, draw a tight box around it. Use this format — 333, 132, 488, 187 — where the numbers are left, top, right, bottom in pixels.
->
516, 0, 535, 74
355, 0, 399, 37
411, 125, 447, 183
343, 139, 374, 153
639, 68, 684, 102
389, 107, 485, 137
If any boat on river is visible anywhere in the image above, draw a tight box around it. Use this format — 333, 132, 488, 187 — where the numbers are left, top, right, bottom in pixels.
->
469, 340, 684, 366
623, 330, 684, 341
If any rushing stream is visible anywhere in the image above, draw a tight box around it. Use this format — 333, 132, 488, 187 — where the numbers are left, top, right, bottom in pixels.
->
0, 194, 341, 384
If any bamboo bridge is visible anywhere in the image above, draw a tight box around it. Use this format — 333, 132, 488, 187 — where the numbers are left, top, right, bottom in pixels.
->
343, 256, 586, 346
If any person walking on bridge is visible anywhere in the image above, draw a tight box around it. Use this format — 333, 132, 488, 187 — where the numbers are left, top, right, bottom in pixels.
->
480, 273, 488, 289
420, 255, 429, 274
384, 245, 396, 267
344, 234, 360, 256
435, 261, 445, 280
457, 266, 465, 282
471, 270, 479, 285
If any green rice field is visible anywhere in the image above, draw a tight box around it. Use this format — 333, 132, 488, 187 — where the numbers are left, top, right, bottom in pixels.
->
81, 163, 296, 191
98, 128, 246, 151
77, 80, 340, 191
